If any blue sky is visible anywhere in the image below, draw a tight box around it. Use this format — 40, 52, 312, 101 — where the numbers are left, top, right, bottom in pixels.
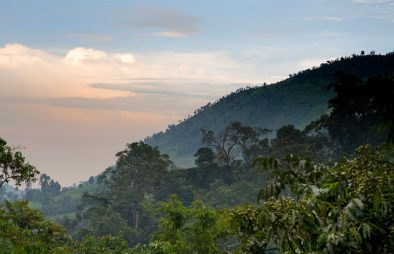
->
2, 0, 393, 53
0, 0, 393, 185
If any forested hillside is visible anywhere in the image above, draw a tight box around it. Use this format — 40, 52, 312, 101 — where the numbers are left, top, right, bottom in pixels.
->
2, 67, 394, 253
1, 51, 394, 253
145, 52, 394, 167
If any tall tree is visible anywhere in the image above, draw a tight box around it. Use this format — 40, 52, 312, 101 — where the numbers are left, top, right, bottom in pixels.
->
39, 173, 51, 193
48, 179, 61, 195
113, 142, 172, 201
306, 72, 394, 154
110, 142, 172, 230
201, 122, 257, 166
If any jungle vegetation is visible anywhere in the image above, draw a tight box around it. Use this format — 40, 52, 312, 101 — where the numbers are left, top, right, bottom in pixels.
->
1, 52, 393, 253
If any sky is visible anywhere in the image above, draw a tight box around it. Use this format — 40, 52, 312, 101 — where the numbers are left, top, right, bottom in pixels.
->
1, 0, 393, 186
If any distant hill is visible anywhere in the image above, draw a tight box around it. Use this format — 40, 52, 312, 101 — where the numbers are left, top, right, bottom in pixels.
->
145, 52, 394, 167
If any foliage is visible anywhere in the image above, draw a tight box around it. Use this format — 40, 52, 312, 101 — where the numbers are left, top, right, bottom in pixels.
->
145, 53, 394, 167
18, 105, 393, 252
201, 122, 254, 166
73, 235, 131, 254
201, 122, 270, 166
3, 60, 394, 252
0, 200, 70, 253
231, 146, 394, 253
194, 147, 215, 167
271, 124, 332, 161
67, 142, 176, 245
0, 138, 40, 189
193, 180, 260, 208
142, 195, 232, 254
0, 200, 135, 254
112, 141, 173, 203
306, 72, 394, 154
39, 174, 61, 195
131, 240, 178, 254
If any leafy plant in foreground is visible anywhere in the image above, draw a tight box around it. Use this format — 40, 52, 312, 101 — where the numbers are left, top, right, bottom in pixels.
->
231, 146, 394, 253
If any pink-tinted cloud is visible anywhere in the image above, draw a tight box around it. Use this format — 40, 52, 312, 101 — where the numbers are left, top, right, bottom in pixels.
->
0, 43, 271, 185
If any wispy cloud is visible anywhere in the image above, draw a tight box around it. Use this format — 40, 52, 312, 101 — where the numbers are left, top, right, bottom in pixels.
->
322, 16, 344, 22
351, 0, 394, 22
0, 43, 263, 101
352, 0, 394, 3
151, 31, 189, 38
119, 5, 200, 38
90, 80, 241, 99
2, 43, 259, 185
0, 94, 210, 114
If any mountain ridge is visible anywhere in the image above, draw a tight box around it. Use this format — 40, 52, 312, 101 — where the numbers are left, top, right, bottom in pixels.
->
145, 52, 394, 167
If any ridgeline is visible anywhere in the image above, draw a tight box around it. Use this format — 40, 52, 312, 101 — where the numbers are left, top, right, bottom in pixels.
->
145, 52, 394, 167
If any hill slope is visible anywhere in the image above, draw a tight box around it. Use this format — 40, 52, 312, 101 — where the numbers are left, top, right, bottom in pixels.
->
145, 53, 394, 167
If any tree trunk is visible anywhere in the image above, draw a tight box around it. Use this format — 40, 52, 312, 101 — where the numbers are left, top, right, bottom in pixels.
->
133, 208, 139, 229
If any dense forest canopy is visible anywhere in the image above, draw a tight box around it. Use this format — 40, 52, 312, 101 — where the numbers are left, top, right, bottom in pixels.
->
1, 52, 394, 253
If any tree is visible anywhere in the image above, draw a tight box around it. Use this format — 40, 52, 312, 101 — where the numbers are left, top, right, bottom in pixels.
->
39, 173, 61, 195
0, 137, 39, 189
111, 142, 172, 230
366, 75, 394, 143
148, 195, 232, 254
48, 179, 61, 195
270, 124, 332, 161
194, 147, 215, 167
201, 122, 258, 166
39, 173, 51, 192
113, 142, 172, 203
306, 72, 394, 155
77, 235, 131, 254
0, 200, 69, 252
271, 125, 311, 158
241, 135, 270, 164
71, 142, 181, 247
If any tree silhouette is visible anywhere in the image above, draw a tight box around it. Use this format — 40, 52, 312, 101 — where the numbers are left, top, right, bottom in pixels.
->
0, 138, 39, 189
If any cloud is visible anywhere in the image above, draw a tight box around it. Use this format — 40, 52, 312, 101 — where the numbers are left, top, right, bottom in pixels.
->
65, 47, 108, 63
0, 42, 274, 119
113, 54, 135, 64
64, 47, 137, 66
151, 31, 189, 38
352, 0, 393, 3
0, 43, 264, 100
0, 42, 273, 185
323, 16, 344, 21
0, 94, 209, 116
350, 0, 394, 22
0, 44, 130, 98
119, 5, 200, 37
90, 80, 239, 99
